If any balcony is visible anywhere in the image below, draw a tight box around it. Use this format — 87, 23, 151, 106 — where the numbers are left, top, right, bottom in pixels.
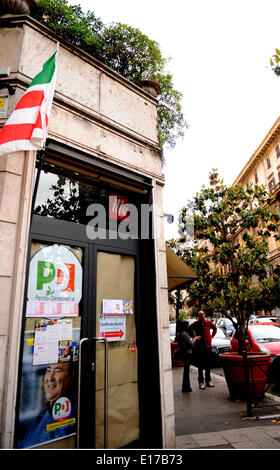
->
270, 182, 280, 196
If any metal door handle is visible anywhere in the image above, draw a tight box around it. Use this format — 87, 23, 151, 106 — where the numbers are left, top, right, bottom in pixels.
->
93, 337, 108, 449
77, 337, 89, 448
77, 337, 108, 449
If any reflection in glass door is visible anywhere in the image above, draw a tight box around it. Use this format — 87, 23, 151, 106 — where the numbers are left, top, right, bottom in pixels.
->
95, 251, 139, 449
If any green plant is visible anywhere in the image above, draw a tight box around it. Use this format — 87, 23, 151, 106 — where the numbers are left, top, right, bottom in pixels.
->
270, 48, 280, 76
173, 170, 280, 354
168, 288, 184, 323
34, 0, 105, 57
32, 0, 187, 153
178, 311, 189, 322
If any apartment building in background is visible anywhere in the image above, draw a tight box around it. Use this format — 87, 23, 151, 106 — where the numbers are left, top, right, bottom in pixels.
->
233, 115, 280, 277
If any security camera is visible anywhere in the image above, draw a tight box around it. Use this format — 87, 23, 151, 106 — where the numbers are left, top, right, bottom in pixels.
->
164, 213, 174, 224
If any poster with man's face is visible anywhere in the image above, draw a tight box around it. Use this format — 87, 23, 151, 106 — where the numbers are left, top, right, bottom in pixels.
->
16, 245, 82, 449
16, 329, 80, 449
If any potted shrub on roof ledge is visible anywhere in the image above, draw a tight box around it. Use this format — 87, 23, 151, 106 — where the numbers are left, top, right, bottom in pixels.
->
174, 170, 280, 414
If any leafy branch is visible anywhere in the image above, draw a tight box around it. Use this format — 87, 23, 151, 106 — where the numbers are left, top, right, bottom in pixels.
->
32, 0, 187, 155
270, 48, 280, 76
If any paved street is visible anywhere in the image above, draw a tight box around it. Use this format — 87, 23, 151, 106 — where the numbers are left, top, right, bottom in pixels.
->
173, 365, 280, 449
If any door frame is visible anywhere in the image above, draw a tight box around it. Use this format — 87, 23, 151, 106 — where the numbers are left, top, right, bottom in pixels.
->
14, 215, 162, 449
14, 137, 163, 448
89, 244, 140, 449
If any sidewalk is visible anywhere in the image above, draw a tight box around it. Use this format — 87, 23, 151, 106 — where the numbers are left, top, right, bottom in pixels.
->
173, 365, 280, 449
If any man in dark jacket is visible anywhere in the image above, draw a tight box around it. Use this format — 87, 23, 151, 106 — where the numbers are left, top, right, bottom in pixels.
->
188, 311, 217, 389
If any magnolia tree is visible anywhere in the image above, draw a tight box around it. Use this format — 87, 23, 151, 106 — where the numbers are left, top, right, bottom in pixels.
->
174, 170, 280, 354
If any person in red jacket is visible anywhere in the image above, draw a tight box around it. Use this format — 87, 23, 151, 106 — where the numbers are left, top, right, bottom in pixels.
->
188, 311, 217, 389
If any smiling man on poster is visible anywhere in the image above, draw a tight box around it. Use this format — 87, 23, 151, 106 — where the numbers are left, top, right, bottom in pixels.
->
19, 360, 77, 448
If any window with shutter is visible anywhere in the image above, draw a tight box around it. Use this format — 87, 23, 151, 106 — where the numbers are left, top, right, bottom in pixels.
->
268, 178, 276, 192
267, 157, 271, 169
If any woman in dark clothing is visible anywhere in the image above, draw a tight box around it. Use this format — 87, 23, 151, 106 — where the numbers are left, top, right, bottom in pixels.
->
176, 321, 201, 392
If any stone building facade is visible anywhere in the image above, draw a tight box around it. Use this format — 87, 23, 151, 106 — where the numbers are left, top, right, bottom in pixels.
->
0, 14, 175, 449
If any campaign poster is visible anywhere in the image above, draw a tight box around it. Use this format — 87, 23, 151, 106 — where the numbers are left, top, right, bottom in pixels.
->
16, 245, 82, 449
98, 314, 126, 342
16, 324, 80, 449
26, 245, 82, 316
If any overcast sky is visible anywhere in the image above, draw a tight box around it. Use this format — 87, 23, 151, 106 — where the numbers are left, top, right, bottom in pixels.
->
69, 0, 280, 239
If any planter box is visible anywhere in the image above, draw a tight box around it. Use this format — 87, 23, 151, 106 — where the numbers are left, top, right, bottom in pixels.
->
219, 352, 271, 400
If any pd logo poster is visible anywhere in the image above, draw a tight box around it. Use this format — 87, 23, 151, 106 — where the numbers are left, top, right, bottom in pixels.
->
27, 245, 82, 304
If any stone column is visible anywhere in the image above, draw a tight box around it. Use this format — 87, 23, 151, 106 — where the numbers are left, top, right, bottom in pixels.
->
0, 150, 35, 448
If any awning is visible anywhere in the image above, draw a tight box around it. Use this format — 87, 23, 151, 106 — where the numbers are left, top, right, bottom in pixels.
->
166, 245, 197, 291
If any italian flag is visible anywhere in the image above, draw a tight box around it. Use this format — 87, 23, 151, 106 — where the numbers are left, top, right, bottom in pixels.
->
0, 48, 58, 157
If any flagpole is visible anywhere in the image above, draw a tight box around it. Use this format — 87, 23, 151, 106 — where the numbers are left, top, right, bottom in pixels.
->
31, 44, 59, 216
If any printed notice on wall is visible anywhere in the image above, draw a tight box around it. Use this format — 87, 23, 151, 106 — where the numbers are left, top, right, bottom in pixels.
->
98, 314, 126, 342
123, 300, 133, 314
102, 299, 133, 315
0, 94, 8, 117
33, 319, 72, 366
102, 299, 124, 315
26, 300, 79, 317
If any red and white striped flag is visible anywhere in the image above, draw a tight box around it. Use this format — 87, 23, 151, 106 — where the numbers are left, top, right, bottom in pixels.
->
0, 48, 58, 157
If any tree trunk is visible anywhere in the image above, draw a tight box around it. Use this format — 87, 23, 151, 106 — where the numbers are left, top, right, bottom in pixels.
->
238, 310, 247, 355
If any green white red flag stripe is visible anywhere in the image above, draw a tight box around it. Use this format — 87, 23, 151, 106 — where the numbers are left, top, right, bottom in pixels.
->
0, 48, 58, 157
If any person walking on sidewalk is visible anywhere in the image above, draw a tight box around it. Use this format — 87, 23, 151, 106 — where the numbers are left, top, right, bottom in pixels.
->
176, 321, 201, 393
188, 311, 217, 390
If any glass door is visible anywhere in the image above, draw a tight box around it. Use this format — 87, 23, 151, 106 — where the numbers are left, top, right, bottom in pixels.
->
94, 251, 139, 449
15, 240, 140, 450
15, 239, 87, 449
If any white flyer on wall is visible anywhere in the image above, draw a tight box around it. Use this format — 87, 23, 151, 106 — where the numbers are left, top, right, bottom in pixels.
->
102, 299, 124, 314
33, 319, 73, 365
26, 300, 79, 317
